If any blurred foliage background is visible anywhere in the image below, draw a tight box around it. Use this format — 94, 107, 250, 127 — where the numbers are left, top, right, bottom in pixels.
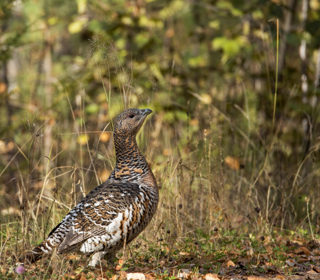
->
0, 0, 320, 246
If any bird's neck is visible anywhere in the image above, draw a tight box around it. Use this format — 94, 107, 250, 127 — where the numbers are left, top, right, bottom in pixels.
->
110, 133, 157, 188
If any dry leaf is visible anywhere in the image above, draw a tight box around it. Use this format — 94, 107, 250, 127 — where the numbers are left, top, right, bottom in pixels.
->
66, 254, 78, 259
190, 119, 199, 126
225, 156, 242, 170
313, 249, 320, 256
312, 265, 320, 273
285, 259, 295, 267
0, 141, 7, 154
0, 82, 6, 94
297, 257, 310, 262
111, 275, 119, 280
287, 240, 303, 246
163, 148, 172, 156
226, 260, 236, 268
307, 270, 318, 275
204, 273, 219, 280
265, 244, 273, 254
165, 29, 175, 38
126, 273, 145, 280
119, 271, 127, 280
100, 132, 111, 142
100, 169, 111, 181
177, 269, 190, 278
247, 277, 267, 280
294, 246, 311, 255
145, 274, 155, 280
179, 252, 191, 256
247, 247, 254, 256
274, 275, 286, 279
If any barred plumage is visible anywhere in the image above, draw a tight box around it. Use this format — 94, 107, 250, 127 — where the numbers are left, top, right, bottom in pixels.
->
20, 108, 158, 266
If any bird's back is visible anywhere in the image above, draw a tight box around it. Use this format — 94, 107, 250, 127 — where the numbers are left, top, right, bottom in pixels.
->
19, 108, 158, 264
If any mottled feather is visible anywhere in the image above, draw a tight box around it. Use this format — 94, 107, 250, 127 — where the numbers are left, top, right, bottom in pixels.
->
19, 108, 158, 265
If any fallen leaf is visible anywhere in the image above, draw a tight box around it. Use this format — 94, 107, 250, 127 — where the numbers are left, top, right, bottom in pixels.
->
247, 247, 254, 256
204, 273, 219, 280
226, 260, 236, 268
247, 277, 267, 280
294, 246, 311, 255
119, 271, 127, 280
312, 265, 320, 273
285, 259, 295, 267
179, 252, 191, 256
264, 244, 273, 254
127, 273, 145, 280
287, 240, 303, 246
297, 257, 310, 262
177, 269, 190, 278
64, 275, 76, 279
307, 270, 318, 275
66, 254, 78, 259
225, 156, 242, 170
144, 274, 155, 280
275, 275, 286, 279
313, 249, 320, 256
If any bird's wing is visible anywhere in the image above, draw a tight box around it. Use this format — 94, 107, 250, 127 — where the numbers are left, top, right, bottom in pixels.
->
56, 181, 155, 254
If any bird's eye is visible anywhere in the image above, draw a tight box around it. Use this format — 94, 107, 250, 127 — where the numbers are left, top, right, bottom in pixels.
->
129, 114, 134, 118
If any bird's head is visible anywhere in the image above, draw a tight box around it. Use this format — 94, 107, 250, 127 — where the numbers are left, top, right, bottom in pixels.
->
113, 108, 153, 137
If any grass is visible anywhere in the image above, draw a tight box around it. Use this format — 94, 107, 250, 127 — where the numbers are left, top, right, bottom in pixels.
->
1, 40, 320, 279
1, 93, 320, 278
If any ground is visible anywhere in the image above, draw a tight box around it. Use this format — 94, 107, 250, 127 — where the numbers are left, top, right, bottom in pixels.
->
1, 229, 320, 280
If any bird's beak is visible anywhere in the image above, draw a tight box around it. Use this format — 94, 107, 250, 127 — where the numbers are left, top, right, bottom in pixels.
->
142, 109, 153, 116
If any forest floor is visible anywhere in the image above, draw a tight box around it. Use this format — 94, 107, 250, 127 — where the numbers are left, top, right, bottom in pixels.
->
1, 229, 320, 280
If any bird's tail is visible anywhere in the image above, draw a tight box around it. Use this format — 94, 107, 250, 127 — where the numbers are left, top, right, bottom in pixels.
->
19, 240, 53, 264
19, 222, 64, 263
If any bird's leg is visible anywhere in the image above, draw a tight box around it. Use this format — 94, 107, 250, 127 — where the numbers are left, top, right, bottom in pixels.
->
88, 251, 116, 267
88, 251, 106, 267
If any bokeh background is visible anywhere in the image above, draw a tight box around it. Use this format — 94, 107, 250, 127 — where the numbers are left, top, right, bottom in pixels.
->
0, 0, 320, 251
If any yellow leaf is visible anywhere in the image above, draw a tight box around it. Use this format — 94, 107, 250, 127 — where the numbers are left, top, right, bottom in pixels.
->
201, 94, 212, 104
205, 274, 219, 280
0, 141, 7, 154
100, 169, 111, 181
190, 119, 199, 126
225, 156, 243, 170
100, 132, 111, 142
68, 18, 88, 34
77, 0, 86, 14
0, 82, 6, 94
227, 260, 236, 267
163, 148, 172, 156
77, 135, 89, 145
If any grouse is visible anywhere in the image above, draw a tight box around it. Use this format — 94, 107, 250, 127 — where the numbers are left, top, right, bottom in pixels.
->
20, 108, 158, 267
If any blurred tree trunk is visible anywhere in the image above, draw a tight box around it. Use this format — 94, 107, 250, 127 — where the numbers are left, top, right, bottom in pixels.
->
314, 48, 320, 95
278, 0, 297, 76
3, 62, 12, 127
300, 0, 308, 104
43, 23, 53, 159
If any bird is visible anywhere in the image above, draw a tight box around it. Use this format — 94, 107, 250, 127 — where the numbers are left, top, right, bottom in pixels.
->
19, 108, 158, 267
